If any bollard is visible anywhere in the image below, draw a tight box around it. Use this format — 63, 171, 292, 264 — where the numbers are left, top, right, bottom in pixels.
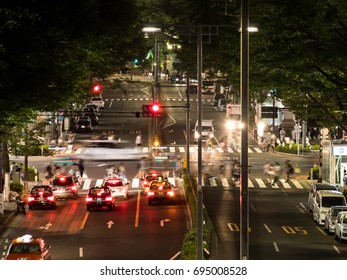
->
0, 193, 4, 216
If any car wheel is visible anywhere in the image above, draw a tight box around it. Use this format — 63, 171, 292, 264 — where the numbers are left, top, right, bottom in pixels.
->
28, 205, 33, 210
52, 204, 57, 210
148, 200, 152, 206
109, 205, 114, 211
86, 206, 91, 211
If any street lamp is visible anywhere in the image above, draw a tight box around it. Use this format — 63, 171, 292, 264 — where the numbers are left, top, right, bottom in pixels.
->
142, 23, 162, 102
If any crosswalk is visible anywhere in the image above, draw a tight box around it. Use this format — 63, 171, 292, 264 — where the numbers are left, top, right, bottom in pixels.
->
81, 177, 308, 192
61, 145, 263, 156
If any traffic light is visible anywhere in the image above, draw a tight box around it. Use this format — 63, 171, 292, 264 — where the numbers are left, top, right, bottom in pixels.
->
152, 135, 160, 147
134, 58, 139, 65
91, 83, 102, 94
142, 103, 165, 118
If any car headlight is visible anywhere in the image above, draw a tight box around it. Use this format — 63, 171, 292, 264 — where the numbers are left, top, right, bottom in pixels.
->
194, 132, 199, 139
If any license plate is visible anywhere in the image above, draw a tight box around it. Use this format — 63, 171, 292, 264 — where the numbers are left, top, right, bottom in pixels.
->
97, 198, 102, 203
158, 192, 164, 197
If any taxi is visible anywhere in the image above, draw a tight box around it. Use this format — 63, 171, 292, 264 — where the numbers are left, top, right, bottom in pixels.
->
142, 171, 164, 195
147, 180, 176, 205
52, 175, 79, 199
85, 186, 116, 211
103, 177, 129, 199
27, 185, 57, 210
5, 234, 51, 260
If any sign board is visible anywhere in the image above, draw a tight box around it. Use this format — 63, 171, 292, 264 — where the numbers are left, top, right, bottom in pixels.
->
333, 145, 347, 156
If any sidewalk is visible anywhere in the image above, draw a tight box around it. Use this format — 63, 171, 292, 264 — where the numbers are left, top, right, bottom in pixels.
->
0, 201, 17, 234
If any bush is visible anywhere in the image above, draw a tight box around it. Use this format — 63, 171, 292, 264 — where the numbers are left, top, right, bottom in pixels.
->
275, 143, 318, 154
10, 182, 24, 194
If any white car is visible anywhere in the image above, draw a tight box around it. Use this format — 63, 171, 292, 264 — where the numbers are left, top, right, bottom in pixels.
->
103, 177, 129, 199
334, 211, 347, 242
324, 206, 347, 234
307, 183, 338, 213
90, 96, 105, 109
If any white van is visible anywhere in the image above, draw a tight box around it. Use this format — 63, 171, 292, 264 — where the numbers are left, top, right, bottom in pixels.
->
312, 190, 347, 225
307, 183, 338, 213
193, 120, 215, 142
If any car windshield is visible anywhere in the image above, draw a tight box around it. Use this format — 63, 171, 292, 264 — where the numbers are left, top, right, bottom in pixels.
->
10, 244, 41, 253
332, 208, 345, 216
322, 197, 345, 208
77, 120, 90, 125
202, 126, 213, 132
31, 188, 52, 195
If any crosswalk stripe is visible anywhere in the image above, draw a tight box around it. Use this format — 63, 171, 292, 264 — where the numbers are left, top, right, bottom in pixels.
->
75, 148, 82, 154
279, 179, 291, 189
132, 178, 140, 188
82, 179, 91, 190
179, 147, 185, 153
143, 147, 149, 153
169, 147, 175, 153
228, 147, 233, 153
256, 178, 267, 188
189, 147, 195, 153
95, 179, 104, 187
216, 147, 224, 153
254, 147, 263, 153
291, 179, 304, 189
222, 178, 229, 187
208, 177, 217, 187
248, 148, 253, 153
167, 177, 176, 186
248, 179, 254, 188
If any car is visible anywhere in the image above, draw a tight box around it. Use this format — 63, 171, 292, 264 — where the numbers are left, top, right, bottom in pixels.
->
82, 106, 97, 115
103, 177, 129, 199
324, 206, 347, 234
27, 185, 57, 210
4, 234, 51, 260
307, 183, 338, 213
85, 186, 116, 211
142, 171, 164, 195
334, 211, 347, 242
83, 112, 99, 126
147, 180, 176, 205
90, 96, 105, 109
193, 119, 215, 142
312, 190, 346, 225
75, 117, 93, 133
84, 103, 100, 116
51, 175, 79, 199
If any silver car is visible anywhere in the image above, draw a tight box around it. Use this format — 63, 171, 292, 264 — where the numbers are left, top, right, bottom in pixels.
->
324, 206, 347, 234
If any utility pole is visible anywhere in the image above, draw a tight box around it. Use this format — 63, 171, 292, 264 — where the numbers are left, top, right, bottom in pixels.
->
240, 0, 250, 260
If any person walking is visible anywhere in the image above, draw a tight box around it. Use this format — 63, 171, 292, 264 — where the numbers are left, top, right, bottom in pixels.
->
135, 132, 142, 148
284, 160, 294, 182
272, 162, 281, 185
78, 159, 85, 178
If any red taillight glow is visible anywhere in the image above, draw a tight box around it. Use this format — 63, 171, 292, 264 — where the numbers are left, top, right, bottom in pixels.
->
47, 196, 55, 201
105, 196, 113, 201
168, 191, 174, 197
147, 192, 155, 196
38, 191, 44, 196
70, 186, 77, 191
28, 196, 35, 202
59, 177, 67, 182
86, 196, 93, 202
159, 186, 163, 190
143, 181, 148, 185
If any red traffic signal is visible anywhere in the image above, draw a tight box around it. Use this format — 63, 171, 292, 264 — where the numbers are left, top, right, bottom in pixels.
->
91, 83, 102, 94
150, 103, 160, 113
142, 103, 165, 118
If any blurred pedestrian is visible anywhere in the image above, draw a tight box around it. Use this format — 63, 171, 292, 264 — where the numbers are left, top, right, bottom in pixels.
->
273, 162, 281, 185
78, 159, 85, 178
284, 160, 294, 182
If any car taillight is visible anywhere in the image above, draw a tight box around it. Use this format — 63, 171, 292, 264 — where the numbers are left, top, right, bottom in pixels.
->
168, 191, 174, 197
47, 196, 55, 201
121, 188, 126, 193
86, 196, 93, 202
28, 196, 35, 202
70, 186, 77, 191
143, 181, 148, 185
147, 192, 155, 196
105, 196, 113, 201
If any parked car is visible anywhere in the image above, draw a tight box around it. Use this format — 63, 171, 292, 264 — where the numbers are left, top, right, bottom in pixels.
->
324, 206, 347, 234
307, 183, 338, 213
312, 190, 346, 225
334, 211, 347, 242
